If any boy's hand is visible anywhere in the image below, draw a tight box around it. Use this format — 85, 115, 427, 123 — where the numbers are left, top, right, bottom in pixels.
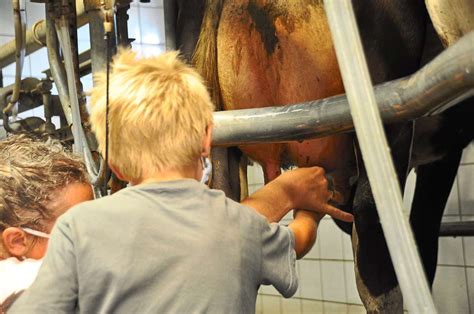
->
278, 167, 353, 223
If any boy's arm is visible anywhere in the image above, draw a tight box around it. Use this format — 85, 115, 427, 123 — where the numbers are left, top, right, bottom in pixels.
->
288, 210, 323, 259
241, 166, 353, 223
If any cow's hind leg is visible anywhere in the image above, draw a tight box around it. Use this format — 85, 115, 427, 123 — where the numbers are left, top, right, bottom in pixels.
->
352, 123, 413, 313
352, 175, 403, 313
410, 151, 462, 286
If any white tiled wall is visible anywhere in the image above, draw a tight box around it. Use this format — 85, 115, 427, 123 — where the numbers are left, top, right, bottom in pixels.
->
254, 140, 474, 313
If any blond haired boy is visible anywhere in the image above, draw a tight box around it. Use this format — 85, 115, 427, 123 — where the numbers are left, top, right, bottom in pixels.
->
11, 50, 351, 313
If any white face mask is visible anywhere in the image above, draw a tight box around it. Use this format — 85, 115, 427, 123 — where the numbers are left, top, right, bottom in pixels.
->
200, 157, 212, 184
22, 227, 50, 239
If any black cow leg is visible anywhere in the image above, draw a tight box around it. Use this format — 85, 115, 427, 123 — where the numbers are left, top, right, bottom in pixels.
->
352, 175, 402, 313
352, 123, 412, 313
410, 151, 462, 286
210, 147, 241, 201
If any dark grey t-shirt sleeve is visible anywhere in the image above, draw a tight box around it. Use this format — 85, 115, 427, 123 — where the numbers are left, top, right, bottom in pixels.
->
10, 215, 78, 313
260, 222, 298, 298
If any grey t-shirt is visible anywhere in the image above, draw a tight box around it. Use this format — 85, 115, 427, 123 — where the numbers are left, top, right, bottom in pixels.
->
11, 179, 297, 314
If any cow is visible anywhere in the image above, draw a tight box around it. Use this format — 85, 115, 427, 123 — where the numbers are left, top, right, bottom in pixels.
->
164, 0, 474, 312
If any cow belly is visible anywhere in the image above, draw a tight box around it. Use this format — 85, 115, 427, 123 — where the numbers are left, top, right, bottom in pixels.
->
217, 0, 355, 202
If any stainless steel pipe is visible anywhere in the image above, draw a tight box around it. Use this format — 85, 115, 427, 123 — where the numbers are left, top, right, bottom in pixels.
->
212, 31, 474, 146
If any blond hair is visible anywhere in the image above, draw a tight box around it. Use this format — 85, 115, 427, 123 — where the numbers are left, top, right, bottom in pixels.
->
0, 134, 88, 233
90, 50, 214, 182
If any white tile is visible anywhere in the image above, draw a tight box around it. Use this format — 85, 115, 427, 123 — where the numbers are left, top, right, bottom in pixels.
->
301, 300, 323, 314
139, 44, 165, 57
0, 35, 14, 45
139, 7, 165, 45
51, 116, 61, 129
319, 219, 344, 260
461, 141, 474, 164
78, 40, 91, 54
323, 302, 348, 313
261, 295, 281, 314
128, 6, 141, 43
81, 74, 94, 92
458, 165, 474, 215
347, 304, 366, 314
138, 0, 163, 8
466, 268, 474, 313
248, 184, 263, 196
0, 1, 14, 36
248, 164, 265, 185
321, 261, 347, 303
344, 262, 362, 305
403, 169, 416, 213
2, 76, 15, 86
304, 235, 321, 260
437, 237, 465, 266
282, 210, 294, 223
342, 233, 353, 261
77, 24, 90, 42
247, 164, 256, 185
433, 266, 470, 314
444, 177, 460, 216
442, 215, 461, 223
464, 237, 474, 266
2, 55, 31, 77
281, 298, 301, 314
26, 2, 45, 28
299, 260, 322, 299
29, 48, 48, 78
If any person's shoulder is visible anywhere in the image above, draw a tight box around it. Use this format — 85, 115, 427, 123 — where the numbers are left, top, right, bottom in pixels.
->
60, 187, 132, 221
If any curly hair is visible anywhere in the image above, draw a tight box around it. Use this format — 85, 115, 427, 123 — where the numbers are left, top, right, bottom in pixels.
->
0, 134, 89, 233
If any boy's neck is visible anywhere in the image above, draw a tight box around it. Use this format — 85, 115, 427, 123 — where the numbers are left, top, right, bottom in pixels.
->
132, 164, 199, 186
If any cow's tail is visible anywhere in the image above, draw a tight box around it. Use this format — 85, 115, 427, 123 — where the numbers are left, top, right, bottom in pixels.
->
192, 0, 225, 111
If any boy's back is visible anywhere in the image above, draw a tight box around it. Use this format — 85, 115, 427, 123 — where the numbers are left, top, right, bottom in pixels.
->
11, 180, 297, 313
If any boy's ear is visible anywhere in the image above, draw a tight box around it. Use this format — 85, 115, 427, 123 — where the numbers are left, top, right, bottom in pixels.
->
2, 227, 28, 257
201, 124, 213, 157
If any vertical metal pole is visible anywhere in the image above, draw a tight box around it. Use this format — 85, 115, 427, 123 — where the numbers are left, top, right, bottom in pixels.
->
163, 0, 177, 51
323, 1, 437, 313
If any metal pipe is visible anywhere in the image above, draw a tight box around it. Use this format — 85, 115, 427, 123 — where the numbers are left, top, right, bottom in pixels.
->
87, 9, 110, 80
45, 6, 73, 124
3, 0, 26, 133
56, 18, 81, 152
439, 221, 474, 237
324, 1, 436, 312
163, 0, 177, 51
56, 13, 101, 184
212, 30, 474, 146
0, 0, 87, 70
9, 0, 26, 107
